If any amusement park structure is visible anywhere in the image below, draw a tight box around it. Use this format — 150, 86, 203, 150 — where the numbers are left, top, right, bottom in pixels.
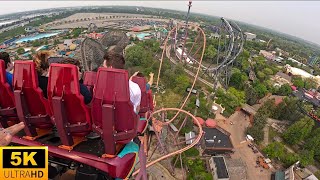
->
0, 1, 245, 180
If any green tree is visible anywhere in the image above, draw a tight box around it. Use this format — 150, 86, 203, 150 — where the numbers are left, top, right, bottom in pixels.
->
257, 71, 266, 80
174, 75, 190, 93
263, 68, 274, 76
305, 78, 317, 90
32, 40, 41, 47
276, 84, 293, 96
204, 45, 217, 60
253, 56, 267, 71
273, 97, 303, 121
299, 150, 314, 167
244, 85, 259, 105
236, 50, 250, 71
216, 87, 245, 116
72, 28, 82, 38
305, 128, 320, 151
125, 45, 153, 67
227, 87, 245, 104
230, 71, 248, 90
263, 142, 285, 159
17, 48, 25, 55
283, 117, 315, 145
184, 147, 199, 157
253, 82, 268, 99
292, 76, 304, 88
247, 126, 264, 143
280, 153, 299, 168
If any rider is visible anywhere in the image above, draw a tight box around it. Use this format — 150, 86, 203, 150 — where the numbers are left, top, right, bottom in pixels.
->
34, 50, 51, 98
58, 58, 93, 105
0, 52, 13, 88
130, 71, 154, 91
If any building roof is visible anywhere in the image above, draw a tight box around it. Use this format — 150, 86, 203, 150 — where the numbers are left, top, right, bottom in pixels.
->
241, 104, 257, 115
224, 158, 247, 180
275, 72, 292, 82
259, 94, 285, 106
212, 156, 229, 179
294, 168, 316, 180
185, 131, 195, 145
63, 39, 73, 46
305, 174, 318, 180
205, 119, 217, 128
244, 32, 256, 36
194, 117, 205, 126
203, 127, 233, 149
274, 171, 285, 180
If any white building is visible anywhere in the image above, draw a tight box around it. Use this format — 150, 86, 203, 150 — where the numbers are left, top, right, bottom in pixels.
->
244, 32, 256, 41
284, 64, 320, 87
287, 57, 307, 67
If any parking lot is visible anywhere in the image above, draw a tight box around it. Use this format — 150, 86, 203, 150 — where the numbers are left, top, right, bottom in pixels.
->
217, 110, 272, 180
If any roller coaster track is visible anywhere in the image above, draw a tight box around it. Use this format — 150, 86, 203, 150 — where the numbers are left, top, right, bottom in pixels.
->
133, 24, 206, 179
133, 16, 244, 180
297, 99, 320, 122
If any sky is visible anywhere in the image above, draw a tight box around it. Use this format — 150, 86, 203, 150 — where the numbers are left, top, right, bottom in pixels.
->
1, 1, 320, 45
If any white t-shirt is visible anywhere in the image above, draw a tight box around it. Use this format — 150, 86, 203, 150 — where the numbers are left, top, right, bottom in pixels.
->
129, 80, 141, 113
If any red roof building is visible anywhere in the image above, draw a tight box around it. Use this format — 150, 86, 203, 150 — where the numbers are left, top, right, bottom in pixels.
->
132, 27, 141, 32
205, 119, 217, 128
194, 117, 205, 126
87, 32, 104, 39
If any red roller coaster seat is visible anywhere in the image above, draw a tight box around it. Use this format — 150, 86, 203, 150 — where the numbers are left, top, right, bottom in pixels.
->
13, 60, 53, 139
83, 71, 96, 95
131, 76, 153, 134
0, 59, 17, 128
91, 67, 139, 157
48, 63, 91, 150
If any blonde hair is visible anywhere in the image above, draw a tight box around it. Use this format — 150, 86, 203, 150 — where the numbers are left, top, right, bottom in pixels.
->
33, 50, 50, 73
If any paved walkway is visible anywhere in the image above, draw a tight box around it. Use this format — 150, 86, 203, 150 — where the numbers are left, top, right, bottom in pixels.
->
148, 163, 176, 180
263, 125, 269, 146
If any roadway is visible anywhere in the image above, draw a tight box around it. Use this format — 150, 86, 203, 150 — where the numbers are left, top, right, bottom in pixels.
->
293, 90, 320, 107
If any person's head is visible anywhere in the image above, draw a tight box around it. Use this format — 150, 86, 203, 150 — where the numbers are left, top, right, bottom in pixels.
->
103, 51, 125, 69
34, 50, 50, 74
0, 52, 13, 71
136, 72, 144, 77
59, 58, 81, 67
59, 58, 82, 79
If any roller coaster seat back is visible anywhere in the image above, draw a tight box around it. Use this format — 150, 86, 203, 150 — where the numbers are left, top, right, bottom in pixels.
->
83, 71, 96, 94
13, 61, 53, 137
0, 59, 16, 127
131, 76, 149, 113
92, 67, 138, 156
131, 76, 153, 134
48, 63, 91, 148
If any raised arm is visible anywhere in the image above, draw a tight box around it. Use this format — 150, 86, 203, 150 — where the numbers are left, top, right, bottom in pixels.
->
148, 72, 154, 86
